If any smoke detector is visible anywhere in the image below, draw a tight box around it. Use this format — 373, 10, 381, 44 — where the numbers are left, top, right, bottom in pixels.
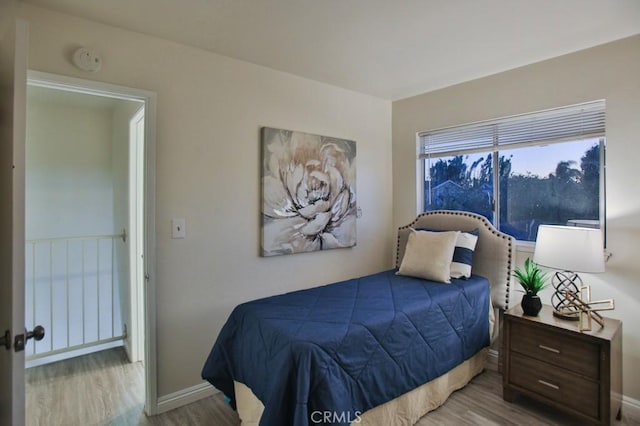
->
72, 47, 102, 72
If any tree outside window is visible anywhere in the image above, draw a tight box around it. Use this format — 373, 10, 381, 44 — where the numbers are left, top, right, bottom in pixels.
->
424, 139, 603, 241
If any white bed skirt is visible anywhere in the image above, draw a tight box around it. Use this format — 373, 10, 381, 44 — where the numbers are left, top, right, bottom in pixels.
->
234, 347, 488, 426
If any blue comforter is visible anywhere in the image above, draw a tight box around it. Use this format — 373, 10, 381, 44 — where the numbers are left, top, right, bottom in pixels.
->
201, 269, 490, 426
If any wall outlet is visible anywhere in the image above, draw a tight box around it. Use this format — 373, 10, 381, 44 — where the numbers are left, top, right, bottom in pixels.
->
171, 218, 186, 239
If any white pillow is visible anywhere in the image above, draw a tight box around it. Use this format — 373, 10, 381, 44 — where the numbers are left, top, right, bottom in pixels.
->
450, 230, 479, 279
397, 229, 459, 283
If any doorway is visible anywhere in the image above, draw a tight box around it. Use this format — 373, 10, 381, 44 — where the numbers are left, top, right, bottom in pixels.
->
23, 71, 158, 415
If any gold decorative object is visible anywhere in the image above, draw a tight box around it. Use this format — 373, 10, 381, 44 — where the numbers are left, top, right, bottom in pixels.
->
556, 285, 615, 331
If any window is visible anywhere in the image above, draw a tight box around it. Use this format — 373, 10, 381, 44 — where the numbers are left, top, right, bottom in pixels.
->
419, 101, 605, 242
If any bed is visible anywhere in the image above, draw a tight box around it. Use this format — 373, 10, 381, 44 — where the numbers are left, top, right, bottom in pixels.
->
202, 210, 514, 425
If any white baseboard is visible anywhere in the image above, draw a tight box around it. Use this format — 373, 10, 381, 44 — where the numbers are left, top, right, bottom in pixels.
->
623, 395, 640, 418
123, 339, 133, 363
487, 348, 499, 371
156, 382, 219, 414
488, 348, 499, 360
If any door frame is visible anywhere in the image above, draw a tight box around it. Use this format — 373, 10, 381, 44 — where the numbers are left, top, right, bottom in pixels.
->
26, 70, 159, 415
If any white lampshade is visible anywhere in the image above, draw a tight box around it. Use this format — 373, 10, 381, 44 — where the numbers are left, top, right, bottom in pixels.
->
533, 225, 605, 273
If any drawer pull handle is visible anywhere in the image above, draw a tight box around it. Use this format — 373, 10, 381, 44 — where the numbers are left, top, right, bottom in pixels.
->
538, 344, 560, 354
537, 379, 560, 390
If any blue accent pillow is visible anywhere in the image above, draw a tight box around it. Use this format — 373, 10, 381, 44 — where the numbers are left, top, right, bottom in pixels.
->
416, 228, 479, 279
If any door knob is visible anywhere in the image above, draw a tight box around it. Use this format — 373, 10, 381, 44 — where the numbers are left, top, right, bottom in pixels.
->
13, 325, 45, 352
26, 325, 45, 342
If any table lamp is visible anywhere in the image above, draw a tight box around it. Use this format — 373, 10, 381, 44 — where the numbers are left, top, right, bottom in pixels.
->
533, 225, 610, 323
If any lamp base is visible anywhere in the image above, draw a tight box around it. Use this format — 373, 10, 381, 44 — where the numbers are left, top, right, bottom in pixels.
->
551, 271, 582, 316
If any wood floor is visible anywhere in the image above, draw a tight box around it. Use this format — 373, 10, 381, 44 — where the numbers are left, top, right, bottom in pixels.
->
26, 348, 639, 425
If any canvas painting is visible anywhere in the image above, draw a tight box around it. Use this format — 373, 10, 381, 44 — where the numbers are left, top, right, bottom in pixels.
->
261, 127, 357, 256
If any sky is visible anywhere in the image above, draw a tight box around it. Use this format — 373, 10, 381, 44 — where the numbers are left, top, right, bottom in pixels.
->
506, 138, 600, 177
426, 138, 601, 180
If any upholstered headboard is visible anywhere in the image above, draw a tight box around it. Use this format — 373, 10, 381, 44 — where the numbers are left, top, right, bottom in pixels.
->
396, 210, 514, 310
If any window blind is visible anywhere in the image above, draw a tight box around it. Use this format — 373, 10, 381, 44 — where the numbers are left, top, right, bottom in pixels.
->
419, 100, 605, 158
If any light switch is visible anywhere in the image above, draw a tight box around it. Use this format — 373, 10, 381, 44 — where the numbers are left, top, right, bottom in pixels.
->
171, 218, 186, 239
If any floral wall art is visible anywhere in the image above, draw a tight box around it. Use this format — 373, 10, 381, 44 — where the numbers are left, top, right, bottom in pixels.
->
261, 127, 357, 256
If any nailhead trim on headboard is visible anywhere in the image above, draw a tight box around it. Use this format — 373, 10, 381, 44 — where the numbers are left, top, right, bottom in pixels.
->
395, 210, 513, 310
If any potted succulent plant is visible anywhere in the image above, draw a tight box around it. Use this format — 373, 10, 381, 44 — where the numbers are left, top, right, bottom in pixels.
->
513, 258, 549, 316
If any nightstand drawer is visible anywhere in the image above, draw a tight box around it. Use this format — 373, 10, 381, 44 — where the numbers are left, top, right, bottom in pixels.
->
509, 352, 599, 419
510, 321, 599, 379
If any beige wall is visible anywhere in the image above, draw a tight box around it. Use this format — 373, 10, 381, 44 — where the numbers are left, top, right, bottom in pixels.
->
0, 0, 18, 38
18, 4, 393, 397
393, 35, 640, 400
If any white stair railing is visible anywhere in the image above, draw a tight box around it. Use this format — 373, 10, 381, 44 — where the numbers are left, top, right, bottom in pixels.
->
25, 232, 126, 363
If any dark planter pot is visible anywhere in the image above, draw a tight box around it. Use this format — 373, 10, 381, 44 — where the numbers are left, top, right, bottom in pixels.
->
521, 294, 542, 316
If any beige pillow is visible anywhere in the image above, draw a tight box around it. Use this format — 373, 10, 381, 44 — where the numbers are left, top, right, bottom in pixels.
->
397, 229, 459, 283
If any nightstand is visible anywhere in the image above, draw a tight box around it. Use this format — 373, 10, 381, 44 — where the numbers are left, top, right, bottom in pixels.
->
502, 304, 622, 425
